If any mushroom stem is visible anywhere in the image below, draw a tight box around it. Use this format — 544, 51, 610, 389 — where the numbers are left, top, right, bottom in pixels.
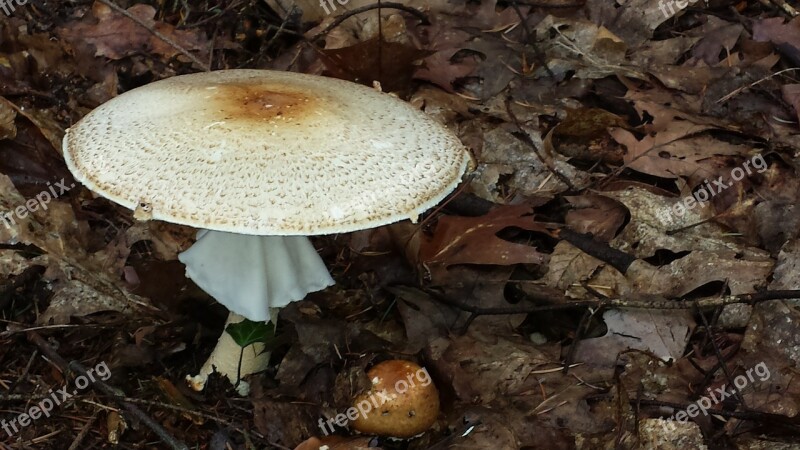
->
186, 312, 270, 395
179, 231, 335, 394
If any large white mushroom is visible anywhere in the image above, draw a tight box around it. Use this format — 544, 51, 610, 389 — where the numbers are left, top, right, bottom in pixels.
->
62, 70, 470, 394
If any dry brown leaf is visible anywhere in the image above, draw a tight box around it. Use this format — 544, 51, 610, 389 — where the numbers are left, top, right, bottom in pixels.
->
625, 251, 772, 298
782, 84, 800, 124
252, 397, 321, 447
0, 175, 154, 323
648, 65, 728, 95
540, 241, 628, 299
389, 286, 460, 353
409, 85, 473, 125
321, 37, 431, 92
602, 186, 765, 259
610, 127, 714, 180
689, 22, 744, 66
574, 309, 695, 368
0, 97, 17, 141
564, 194, 628, 241
57, 2, 208, 62
425, 331, 556, 403
533, 15, 639, 80
586, 0, 674, 47
752, 16, 800, 66
419, 205, 549, 284
414, 48, 479, 93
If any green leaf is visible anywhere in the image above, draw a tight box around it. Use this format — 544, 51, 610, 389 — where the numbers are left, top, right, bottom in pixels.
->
225, 319, 275, 348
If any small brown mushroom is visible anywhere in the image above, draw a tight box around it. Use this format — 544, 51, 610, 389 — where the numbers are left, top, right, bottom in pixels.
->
351, 360, 439, 438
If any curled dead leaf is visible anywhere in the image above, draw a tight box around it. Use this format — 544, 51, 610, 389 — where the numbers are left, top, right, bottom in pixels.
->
419, 204, 550, 284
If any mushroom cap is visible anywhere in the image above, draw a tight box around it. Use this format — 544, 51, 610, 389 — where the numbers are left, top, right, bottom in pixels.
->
351, 360, 439, 438
63, 70, 470, 235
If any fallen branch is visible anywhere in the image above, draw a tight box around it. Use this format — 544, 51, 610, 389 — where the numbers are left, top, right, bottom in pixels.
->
121, 397, 268, 444
556, 228, 636, 273
427, 287, 800, 314
633, 398, 800, 432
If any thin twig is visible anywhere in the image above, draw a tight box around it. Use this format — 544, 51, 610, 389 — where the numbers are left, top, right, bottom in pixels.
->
507, 0, 555, 79
121, 397, 267, 440
264, 8, 295, 52
66, 409, 100, 450
7, 350, 37, 395
180, 0, 244, 28
562, 308, 594, 374
95, 0, 210, 71
696, 301, 748, 407
717, 68, 800, 104
309, 2, 429, 42
0, 323, 109, 339
24, 330, 189, 450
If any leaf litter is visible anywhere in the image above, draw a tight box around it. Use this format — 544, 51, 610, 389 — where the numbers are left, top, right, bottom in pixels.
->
4, 0, 800, 449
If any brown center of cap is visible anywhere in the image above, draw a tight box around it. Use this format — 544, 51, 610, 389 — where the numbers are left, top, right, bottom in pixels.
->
209, 82, 314, 123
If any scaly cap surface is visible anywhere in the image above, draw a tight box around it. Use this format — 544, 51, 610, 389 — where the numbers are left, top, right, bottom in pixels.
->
63, 70, 470, 235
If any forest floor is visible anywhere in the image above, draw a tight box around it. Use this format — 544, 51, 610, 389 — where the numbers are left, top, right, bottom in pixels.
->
3, 0, 800, 449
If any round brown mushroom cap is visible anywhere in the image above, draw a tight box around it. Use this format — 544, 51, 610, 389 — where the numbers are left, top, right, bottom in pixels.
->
351, 360, 439, 438
63, 70, 470, 235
